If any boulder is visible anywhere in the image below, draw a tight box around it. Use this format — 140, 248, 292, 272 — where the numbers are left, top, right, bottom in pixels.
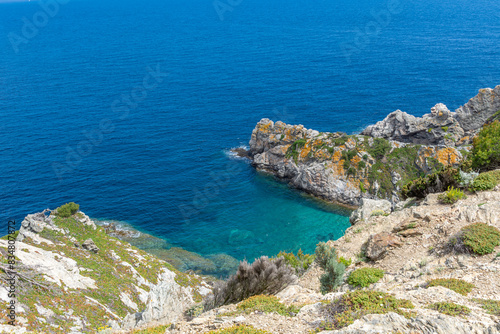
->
82, 238, 99, 253
350, 199, 392, 225
365, 232, 402, 261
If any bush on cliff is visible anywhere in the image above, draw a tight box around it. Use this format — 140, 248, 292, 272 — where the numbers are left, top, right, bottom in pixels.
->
317, 290, 414, 331
315, 242, 345, 294
401, 166, 460, 199
347, 267, 384, 288
470, 170, 500, 192
471, 120, 500, 171
450, 223, 500, 255
204, 256, 296, 310
276, 249, 314, 276
55, 202, 79, 218
237, 295, 300, 317
368, 138, 391, 161
438, 186, 466, 204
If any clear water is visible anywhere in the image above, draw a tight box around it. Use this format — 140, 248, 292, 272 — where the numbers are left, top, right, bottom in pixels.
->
1, 0, 499, 274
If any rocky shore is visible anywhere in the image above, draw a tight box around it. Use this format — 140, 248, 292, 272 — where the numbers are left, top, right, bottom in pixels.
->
247, 86, 500, 207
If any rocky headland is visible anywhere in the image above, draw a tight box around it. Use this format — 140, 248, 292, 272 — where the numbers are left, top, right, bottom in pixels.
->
248, 85, 500, 207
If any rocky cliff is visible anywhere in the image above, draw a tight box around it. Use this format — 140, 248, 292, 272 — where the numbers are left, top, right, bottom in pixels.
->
249, 119, 464, 206
0, 209, 210, 333
362, 85, 500, 146
248, 86, 500, 207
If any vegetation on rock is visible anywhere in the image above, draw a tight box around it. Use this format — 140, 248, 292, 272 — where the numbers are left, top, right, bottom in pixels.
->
471, 120, 500, 171
317, 291, 414, 331
473, 299, 500, 316
55, 202, 79, 217
438, 186, 466, 204
470, 170, 500, 191
347, 267, 384, 288
276, 249, 315, 275
428, 302, 470, 316
315, 242, 345, 294
426, 278, 475, 296
236, 295, 300, 317
207, 325, 271, 334
453, 223, 500, 255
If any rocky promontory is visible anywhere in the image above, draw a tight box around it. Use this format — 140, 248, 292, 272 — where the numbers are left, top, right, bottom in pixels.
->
248, 86, 500, 207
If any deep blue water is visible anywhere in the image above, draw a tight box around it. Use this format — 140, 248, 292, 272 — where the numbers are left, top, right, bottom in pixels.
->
1, 0, 499, 272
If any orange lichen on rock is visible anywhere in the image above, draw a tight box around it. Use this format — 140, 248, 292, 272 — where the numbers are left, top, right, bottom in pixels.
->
436, 147, 461, 166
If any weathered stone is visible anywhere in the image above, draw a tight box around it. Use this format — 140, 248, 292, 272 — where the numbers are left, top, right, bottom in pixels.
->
397, 229, 423, 238
365, 232, 402, 260
350, 199, 392, 225
82, 238, 99, 253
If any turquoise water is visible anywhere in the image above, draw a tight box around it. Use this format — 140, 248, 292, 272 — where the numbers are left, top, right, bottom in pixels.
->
1, 0, 499, 275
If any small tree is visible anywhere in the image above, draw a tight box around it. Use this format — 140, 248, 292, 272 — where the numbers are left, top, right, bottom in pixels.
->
55, 202, 79, 218
315, 242, 345, 294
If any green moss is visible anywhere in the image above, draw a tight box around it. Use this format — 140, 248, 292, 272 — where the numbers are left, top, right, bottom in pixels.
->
428, 302, 470, 316
236, 295, 300, 317
317, 291, 414, 330
427, 278, 474, 296
347, 268, 384, 287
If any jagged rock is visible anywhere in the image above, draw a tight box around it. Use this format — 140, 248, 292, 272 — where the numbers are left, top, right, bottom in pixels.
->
365, 232, 402, 260
455, 85, 500, 134
82, 238, 99, 253
362, 85, 500, 146
394, 197, 417, 211
350, 199, 392, 225
17, 209, 64, 243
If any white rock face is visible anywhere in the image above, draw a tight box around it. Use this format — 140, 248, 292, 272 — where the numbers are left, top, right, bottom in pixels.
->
1, 240, 97, 290
121, 269, 195, 329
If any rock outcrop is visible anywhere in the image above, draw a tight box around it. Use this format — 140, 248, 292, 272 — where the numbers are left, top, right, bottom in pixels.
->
0, 210, 209, 333
349, 198, 392, 224
249, 118, 463, 206
362, 85, 500, 145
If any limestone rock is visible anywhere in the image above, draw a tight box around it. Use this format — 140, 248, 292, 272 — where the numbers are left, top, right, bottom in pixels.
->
365, 232, 402, 261
82, 238, 99, 253
350, 199, 392, 225
362, 85, 500, 146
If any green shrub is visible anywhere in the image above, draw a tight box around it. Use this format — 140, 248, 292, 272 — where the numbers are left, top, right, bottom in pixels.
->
471, 121, 500, 171
357, 161, 366, 169
347, 268, 384, 288
338, 256, 352, 267
441, 126, 449, 132
470, 170, 500, 191
473, 299, 500, 316
426, 278, 474, 296
131, 325, 171, 334
55, 202, 80, 218
438, 186, 466, 204
458, 223, 500, 255
315, 242, 346, 294
402, 166, 460, 199
276, 249, 315, 276
237, 295, 300, 317
207, 325, 271, 334
428, 302, 470, 316
317, 291, 414, 330
368, 138, 392, 161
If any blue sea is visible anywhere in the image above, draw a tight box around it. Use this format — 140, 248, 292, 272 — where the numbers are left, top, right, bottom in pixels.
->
1, 0, 499, 275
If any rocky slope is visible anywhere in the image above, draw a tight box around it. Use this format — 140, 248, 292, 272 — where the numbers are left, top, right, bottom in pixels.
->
249, 118, 464, 206
362, 85, 500, 146
0, 210, 210, 333
159, 183, 500, 334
